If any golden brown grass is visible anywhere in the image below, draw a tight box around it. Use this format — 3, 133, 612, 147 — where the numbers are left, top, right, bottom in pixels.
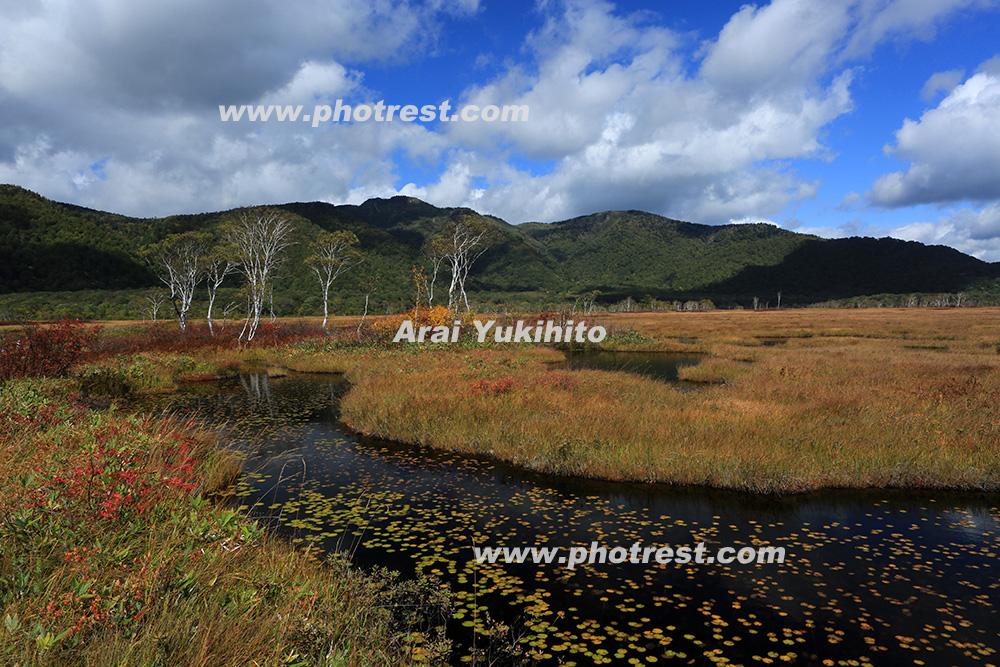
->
604, 307, 1000, 349
317, 308, 1000, 493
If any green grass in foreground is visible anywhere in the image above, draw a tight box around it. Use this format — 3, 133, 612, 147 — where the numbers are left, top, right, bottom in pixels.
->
0, 378, 450, 666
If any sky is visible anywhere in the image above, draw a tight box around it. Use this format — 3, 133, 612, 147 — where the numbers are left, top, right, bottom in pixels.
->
2, 0, 1000, 259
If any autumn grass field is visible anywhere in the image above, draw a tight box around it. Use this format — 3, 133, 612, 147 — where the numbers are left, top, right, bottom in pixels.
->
12, 307, 999, 494
276, 308, 1000, 493
3, 307, 999, 664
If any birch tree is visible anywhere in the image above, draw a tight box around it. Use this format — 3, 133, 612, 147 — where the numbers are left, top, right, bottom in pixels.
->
421, 236, 448, 307
142, 290, 168, 323
229, 208, 297, 344
305, 230, 362, 328
204, 251, 237, 335
356, 269, 381, 337
433, 214, 500, 313
146, 232, 207, 331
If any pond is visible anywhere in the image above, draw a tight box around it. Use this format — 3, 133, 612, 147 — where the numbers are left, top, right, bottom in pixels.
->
156, 372, 1000, 666
559, 351, 702, 384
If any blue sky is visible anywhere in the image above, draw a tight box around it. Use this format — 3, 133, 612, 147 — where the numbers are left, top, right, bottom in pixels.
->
2, 0, 1000, 259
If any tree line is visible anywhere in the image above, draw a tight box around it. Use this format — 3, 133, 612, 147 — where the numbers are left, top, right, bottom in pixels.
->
145, 208, 499, 341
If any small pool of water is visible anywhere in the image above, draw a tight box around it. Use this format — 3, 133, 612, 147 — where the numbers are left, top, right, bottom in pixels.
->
559, 351, 702, 384
153, 373, 1000, 666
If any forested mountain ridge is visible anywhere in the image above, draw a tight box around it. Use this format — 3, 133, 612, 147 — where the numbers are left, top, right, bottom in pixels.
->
1, 184, 997, 315
519, 211, 815, 292
0, 185, 154, 292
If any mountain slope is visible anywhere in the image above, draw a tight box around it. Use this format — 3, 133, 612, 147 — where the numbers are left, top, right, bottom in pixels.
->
520, 211, 816, 292
707, 236, 999, 301
0, 185, 154, 291
0, 185, 997, 312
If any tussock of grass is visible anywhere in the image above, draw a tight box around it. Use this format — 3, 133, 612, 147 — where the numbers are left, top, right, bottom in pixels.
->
676, 358, 749, 384
330, 309, 1000, 493
604, 308, 1000, 352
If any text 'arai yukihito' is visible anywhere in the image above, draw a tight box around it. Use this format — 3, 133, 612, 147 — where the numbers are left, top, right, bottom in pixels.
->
392, 319, 607, 344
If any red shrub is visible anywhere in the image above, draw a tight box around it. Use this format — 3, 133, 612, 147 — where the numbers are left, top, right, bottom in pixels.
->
40, 421, 202, 525
86, 323, 232, 359
469, 375, 516, 397
85, 320, 326, 361
535, 371, 577, 390
0, 320, 97, 379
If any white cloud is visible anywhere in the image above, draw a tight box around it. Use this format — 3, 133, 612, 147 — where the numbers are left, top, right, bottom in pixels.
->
729, 216, 778, 226
0, 0, 452, 109
0, 0, 476, 216
837, 190, 863, 210
419, 0, 993, 225
0, 0, 995, 233
415, 0, 854, 223
261, 61, 358, 105
843, 0, 996, 57
869, 60, 1000, 208
700, 0, 993, 93
699, 0, 852, 95
893, 203, 1000, 260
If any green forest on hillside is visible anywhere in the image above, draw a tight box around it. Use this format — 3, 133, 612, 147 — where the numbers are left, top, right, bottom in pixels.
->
1, 184, 999, 321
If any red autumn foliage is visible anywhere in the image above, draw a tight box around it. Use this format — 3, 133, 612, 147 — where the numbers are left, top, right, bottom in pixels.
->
534, 371, 577, 390
86, 320, 327, 361
0, 320, 97, 380
19, 411, 204, 525
469, 375, 516, 397
47, 444, 196, 522
468, 371, 576, 397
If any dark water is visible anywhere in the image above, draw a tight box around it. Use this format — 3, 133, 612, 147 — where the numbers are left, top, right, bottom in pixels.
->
560, 351, 702, 384
159, 373, 1000, 666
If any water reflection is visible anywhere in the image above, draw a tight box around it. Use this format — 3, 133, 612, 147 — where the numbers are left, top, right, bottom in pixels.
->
156, 373, 1000, 666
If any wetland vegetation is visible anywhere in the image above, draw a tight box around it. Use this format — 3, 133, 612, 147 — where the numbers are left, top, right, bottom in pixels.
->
152, 367, 1000, 667
2, 307, 999, 665
281, 308, 1000, 493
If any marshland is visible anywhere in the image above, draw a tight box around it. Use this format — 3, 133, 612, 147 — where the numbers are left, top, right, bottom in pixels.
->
2, 307, 999, 665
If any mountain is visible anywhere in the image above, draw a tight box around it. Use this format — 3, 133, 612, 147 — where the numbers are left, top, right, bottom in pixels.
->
519, 211, 812, 294
1, 184, 997, 316
0, 185, 154, 292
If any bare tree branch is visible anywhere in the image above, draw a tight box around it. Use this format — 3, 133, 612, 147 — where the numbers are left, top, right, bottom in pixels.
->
145, 232, 208, 330
430, 214, 500, 313
228, 208, 297, 344
305, 230, 362, 328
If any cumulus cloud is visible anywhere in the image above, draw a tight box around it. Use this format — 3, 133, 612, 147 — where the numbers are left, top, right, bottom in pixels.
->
842, 0, 994, 57
408, 0, 994, 224
0, 0, 995, 229
0, 0, 476, 215
0, 0, 456, 109
415, 0, 858, 223
869, 60, 1000, 208
893, 203, 1000, 260
699, 0, 853, 95
699, 0, 993, 93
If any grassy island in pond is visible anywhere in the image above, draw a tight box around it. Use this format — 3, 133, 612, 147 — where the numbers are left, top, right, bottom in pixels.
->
284, 308, 1000, 493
